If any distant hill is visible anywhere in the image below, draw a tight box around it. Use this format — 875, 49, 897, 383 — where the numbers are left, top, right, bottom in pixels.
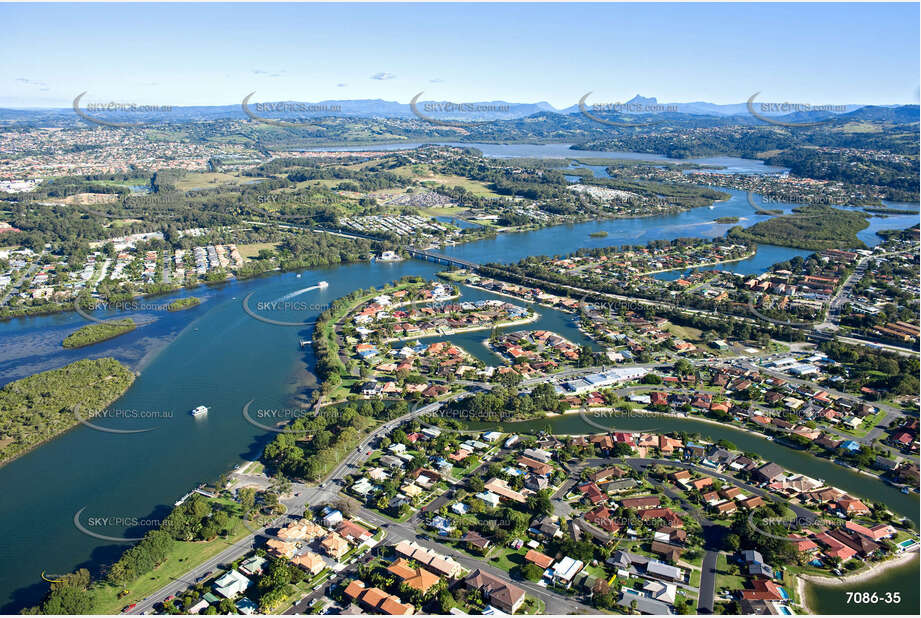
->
0, 96, 914, 125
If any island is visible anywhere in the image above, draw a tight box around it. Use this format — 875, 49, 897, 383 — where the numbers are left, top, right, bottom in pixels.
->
167, 297, 202, 312
589, 230, 608, 238
0, 358, 136, 465
714, 216, 740, 224
728, 206, 870, 250
62, 319, 136, 349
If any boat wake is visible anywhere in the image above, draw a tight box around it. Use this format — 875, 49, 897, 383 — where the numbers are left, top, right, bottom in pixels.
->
273, 282, 328, 302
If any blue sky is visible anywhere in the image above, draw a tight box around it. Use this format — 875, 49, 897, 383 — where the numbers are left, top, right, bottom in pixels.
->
2, 2, 919, 108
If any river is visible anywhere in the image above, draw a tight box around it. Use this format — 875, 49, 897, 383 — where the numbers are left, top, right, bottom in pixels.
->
0, 146, 916, 612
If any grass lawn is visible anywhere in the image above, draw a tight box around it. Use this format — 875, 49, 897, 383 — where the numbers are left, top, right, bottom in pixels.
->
87, 498, 249, 614
713, 552, 746, 595
486, 546, 526, 573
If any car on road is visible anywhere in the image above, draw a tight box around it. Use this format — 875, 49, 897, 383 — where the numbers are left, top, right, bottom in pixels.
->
194, 571, 213, 584
121, 604, 137, 613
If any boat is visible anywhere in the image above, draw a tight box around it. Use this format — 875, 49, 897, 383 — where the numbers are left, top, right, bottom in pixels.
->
317, 280, 329, 288
191, 405, 209, 417
296, 273, 301, 278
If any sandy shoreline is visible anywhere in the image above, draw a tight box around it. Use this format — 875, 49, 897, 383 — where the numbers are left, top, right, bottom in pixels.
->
795, 548, 919, 614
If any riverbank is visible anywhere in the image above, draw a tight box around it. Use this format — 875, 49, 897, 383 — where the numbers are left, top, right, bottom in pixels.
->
796, 549, 920, 614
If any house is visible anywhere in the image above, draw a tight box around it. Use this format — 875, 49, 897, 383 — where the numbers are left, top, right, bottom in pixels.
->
827, 528, 881, 557
463, 530, 492, 553
845, 521, 896, 541
690, 477, 714, 491
239, 555, 267, 576
585, 506, 621, 533
320, 532, 350, 560
387, 559, 441, 594
463, 570, 526, 614
475, 491, 501, 509
337, 519, 373, 544
521, 469, 548, 490
533, 516, 560, 538
393, 540, 463, 578
646, 559, 683, 582
741, 579, 784, 601
753, 462, 785, 484
814, 533, 858, 562
639, 508, 683, 528
789, 535, 819, 554
266, 538, 297, 559
551, 556, 584, 586
739, 495, 765, 510
484, 478, 527, 503
322, 509, 344, 527
235, 598, 257, 615
187, 599, 209, 614
380, 455, 405, 469
836, 497, 870, 515
517, 456, 553, 476
651, 541, 683, 563
578, 482, 606, 505
345, 580, 415, 615
524, 549, 554, 569
213, 570, 251, 598
616, 592, 672, 615
291, 551, 327, 575
352, 477, 378, 497
621, 496, 660, 511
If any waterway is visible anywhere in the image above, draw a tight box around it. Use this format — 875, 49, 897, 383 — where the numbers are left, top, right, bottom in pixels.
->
805, 555, 919, 615
0, 146, 916, 612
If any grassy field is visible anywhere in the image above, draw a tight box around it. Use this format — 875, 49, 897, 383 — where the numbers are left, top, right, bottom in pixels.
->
175, 172, 263, 191
418, 205, 470, 217
667, 323, 704, 342
419, 174, 498, 197
87, 498, 249, 614
237, 242, 281, 259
